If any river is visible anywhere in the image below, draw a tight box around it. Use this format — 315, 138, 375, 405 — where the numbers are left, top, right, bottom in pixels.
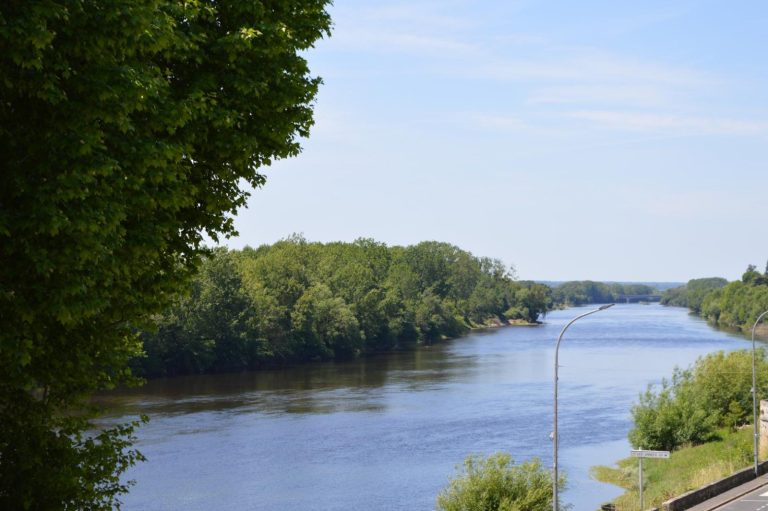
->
99, 304, 748, 510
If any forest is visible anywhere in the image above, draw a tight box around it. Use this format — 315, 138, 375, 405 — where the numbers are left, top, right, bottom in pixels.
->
135, 237, 552, 377
135, 238, 678, 378
661, 264, 768, 332
660, 277, 728, 311
551, 280, 657, 306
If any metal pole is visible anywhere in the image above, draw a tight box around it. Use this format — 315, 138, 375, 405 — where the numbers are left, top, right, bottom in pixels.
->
553, 303, 615, 511
752, 310, 768, 477
639, 448, 643, 511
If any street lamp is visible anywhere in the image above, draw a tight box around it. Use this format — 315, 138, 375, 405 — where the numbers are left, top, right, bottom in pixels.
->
553, 303, 615, 511
751, 310, 768, 477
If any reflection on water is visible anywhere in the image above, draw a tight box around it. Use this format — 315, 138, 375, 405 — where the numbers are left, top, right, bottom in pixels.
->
99, 304, 748, 511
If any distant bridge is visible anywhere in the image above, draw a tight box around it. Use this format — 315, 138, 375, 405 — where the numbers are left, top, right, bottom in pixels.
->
616, 294, 661, 303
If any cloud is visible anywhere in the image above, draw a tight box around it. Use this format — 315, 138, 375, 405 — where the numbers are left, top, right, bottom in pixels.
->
472, 49, 712, 92
332, 29, 477, 56
329, 1, 479, 56
567, 110, 768, 136
322, 0, 763, 141
466, 114, 529, 131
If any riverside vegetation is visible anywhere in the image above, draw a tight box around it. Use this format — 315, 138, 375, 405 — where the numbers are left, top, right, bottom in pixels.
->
436, 453, 561, 511
661, 263, 768, 332
134, 240, 671, 378
594, 349, 768, 509
552, 281, 657, 306
135, 238, 552, 377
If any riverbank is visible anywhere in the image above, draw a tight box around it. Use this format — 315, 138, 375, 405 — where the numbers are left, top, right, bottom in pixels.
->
132, 314, 542, 381
593, 427, 754, 509
470, 317, 540, 329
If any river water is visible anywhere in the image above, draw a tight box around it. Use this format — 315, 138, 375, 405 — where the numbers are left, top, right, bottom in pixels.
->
100, 304, 749, 510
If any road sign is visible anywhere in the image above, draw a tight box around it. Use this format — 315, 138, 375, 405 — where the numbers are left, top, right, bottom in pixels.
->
631, 449, 670, 459
632, 449, 670, 510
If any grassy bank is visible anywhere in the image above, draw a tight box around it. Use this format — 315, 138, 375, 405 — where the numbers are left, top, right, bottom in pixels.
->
592, 428, 754, 510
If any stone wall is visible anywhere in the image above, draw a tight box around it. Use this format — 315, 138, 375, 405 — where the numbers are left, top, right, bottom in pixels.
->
661, 461, 768, 511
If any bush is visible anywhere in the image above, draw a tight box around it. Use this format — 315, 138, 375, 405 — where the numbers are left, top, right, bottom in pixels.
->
436, 453, 563, 511
629, 350, 768, 451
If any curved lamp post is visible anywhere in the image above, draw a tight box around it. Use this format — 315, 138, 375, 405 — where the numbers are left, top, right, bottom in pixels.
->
553, 303, 614, 511
752, 310, 768, 477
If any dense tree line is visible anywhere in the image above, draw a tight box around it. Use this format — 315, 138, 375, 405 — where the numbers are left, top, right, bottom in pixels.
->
135, 238, 552, 377
629, 350, 768, 451
551, 281, 657, 306
700, 264, 768, 331
660, 278, 728, 311
662, 264, 768, 332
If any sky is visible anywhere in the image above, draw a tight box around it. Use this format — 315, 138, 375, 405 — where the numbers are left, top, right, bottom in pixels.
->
225, 0, 768, 283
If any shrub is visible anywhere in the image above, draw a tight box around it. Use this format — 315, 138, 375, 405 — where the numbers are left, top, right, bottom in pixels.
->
628, 350, 768, 451
436, 453, 563, 511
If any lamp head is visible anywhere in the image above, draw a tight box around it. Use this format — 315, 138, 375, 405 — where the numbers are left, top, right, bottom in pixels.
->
599, 303, 615, 310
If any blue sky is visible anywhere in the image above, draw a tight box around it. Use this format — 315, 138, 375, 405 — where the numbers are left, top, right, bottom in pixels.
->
225, 0, 768, 282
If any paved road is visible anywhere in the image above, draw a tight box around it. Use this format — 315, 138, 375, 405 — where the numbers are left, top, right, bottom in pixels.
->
686, 475, 768, 511
711, 485, 768, 511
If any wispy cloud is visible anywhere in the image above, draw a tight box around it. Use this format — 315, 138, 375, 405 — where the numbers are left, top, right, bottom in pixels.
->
476, 52, 709, 87
332, 29, 477, 56
467, 114, 529, 131
568, 110, 768, 136
323, 0, 765, 141
529, 85, 667, 108
330, 1, 479, 56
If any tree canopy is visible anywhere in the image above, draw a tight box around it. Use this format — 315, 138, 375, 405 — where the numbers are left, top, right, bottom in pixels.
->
661, 263, 768, 332
136, 239, 552, 377
0, 1, 331, 508
699, 264, 768, 331
660, 277, 728, 311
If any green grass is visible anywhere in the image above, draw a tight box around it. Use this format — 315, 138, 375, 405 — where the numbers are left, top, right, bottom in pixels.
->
591, 428, 754, 510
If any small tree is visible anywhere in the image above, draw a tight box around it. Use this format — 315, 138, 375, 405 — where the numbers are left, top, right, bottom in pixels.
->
436, 453, 564, 511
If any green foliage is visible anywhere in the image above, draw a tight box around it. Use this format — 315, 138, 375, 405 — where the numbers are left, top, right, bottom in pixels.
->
628, 373, 717, 451
742, 265, 767, 286
552, 281, 613, 306
660, 277, 728, 311
700, 272, 768, 331
436, 453, 562, 511
628, 350, 768, 451
551, 281, 656, 306
0, 0, 330, 507
137, 239, 550, 377
665, 264, 768, 332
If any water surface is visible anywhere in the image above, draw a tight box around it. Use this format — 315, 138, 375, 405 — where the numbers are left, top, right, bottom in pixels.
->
101, 304, 748, 510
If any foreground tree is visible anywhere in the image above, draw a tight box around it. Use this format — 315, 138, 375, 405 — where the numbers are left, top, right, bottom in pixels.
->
436, 453, 563, 511
0, 1, 331, 508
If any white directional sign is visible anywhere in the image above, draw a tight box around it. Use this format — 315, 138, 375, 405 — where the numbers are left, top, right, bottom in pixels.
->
631, 449, 670, 459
